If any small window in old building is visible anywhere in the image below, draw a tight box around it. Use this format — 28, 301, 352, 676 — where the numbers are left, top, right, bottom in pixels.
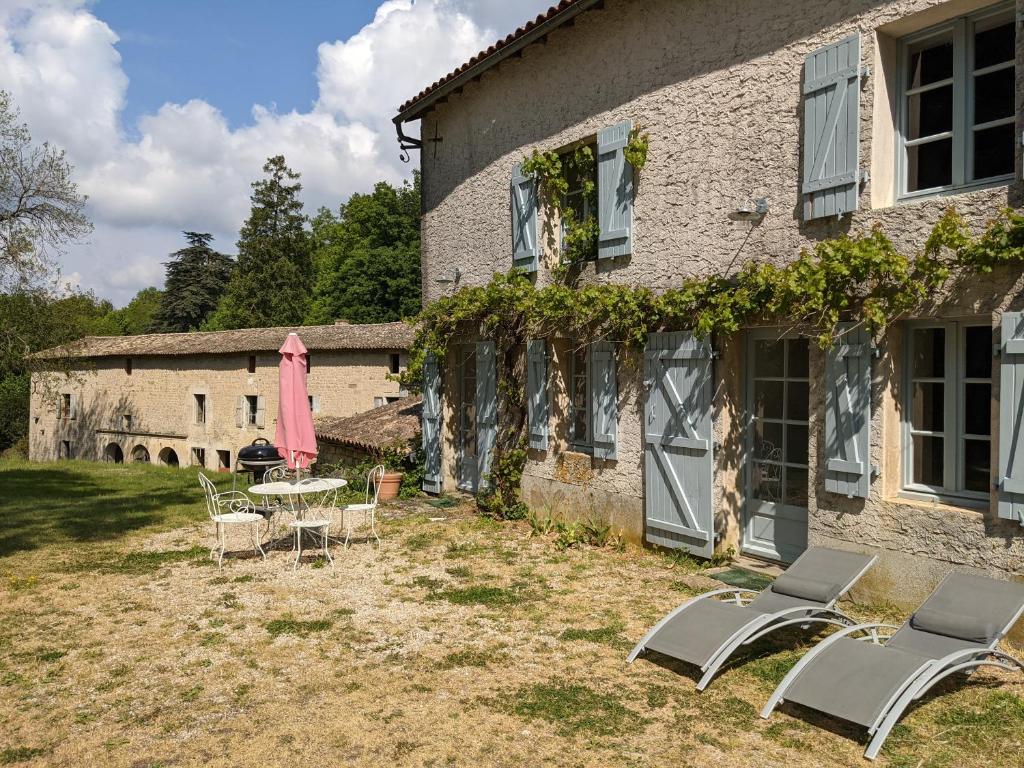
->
898, 5, 1015, 197
123, 414, 132, 432
373, 396, 385, 408
561, 143, 599, 262
191, 447, 206, 467
194, 393, 206, 424
569, 344, 593, 452
386, 395, 402, 404
904, 320, 992, 502
245, 395, 259, 425
60, 440, 71, 459
389, 353, 401, 374
217, 449, 230, 471
59, 393, 71, 419
248, 354, 256, 374
306, 354, 311, 373
125, 357, 132, 375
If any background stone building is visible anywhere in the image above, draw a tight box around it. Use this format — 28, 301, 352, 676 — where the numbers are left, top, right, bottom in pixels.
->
396, 0, 1024, 606
29, 322, 412, 471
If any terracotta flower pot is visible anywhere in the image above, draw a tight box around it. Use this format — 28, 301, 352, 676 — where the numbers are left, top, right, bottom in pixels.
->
378, 471, 403, 500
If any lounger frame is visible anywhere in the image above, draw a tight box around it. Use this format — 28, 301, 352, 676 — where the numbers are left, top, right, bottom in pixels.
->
627, 555, 876, 691
761, 601, 1024, 761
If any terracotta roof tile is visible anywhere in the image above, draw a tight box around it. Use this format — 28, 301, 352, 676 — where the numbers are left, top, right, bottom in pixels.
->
31, 322, 414, 361
315, 395, 422, 452
395, 0, 591, 118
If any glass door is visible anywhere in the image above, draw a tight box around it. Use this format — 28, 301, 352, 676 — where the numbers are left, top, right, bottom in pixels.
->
743, 332, 810, 563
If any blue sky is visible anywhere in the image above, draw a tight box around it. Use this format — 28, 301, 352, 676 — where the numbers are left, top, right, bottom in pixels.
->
95, 0, 382, 133
0, 0, 552, 304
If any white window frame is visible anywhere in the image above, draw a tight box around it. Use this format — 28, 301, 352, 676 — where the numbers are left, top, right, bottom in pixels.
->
901, 319, 993, 505
896, 3, 1016, 200
568, 344, 593, 453
245, 395, 258, 426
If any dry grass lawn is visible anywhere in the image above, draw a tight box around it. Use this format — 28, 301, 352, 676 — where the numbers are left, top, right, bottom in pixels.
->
1, 460, 1022, 767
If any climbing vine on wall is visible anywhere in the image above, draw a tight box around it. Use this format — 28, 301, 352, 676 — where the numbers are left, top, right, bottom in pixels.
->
403, 206, 1024, 518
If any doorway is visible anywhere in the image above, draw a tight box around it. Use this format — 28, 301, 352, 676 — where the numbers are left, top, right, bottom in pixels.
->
743, 332, 810, 563
456, 345, 478, 492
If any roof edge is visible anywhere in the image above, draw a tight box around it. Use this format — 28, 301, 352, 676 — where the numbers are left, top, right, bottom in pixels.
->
393, 0, 602, 124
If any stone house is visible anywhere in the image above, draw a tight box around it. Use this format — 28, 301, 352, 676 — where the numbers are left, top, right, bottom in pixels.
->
29, 322, 412, 470
395, 0, 1024, 604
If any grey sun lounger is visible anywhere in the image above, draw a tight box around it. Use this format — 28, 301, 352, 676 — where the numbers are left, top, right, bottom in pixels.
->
761, 572, 1024, 761
626, 547, 876, 690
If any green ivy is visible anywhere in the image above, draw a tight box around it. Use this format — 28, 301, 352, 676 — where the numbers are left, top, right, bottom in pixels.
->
403, 206, 1024, 519
624, 125, 650, 172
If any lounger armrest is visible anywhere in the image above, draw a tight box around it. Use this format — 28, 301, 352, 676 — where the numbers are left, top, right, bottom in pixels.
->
760, 623, 901, 719
693, 587, 761, 605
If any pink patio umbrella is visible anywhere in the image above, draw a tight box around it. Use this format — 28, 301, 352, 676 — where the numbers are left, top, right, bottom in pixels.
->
274, 333, 318, 472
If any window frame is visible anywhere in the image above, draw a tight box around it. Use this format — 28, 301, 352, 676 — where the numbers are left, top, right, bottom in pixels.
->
901, 318, 993, 506
559, 142, 598, 263
568, 344, 593, 453
389, 353, 401, 374
59, 393, 71, 420
194, 393, 206, 424
896, 3, 1016, 201
191, 447, 206, 468
245, 395, 259, 426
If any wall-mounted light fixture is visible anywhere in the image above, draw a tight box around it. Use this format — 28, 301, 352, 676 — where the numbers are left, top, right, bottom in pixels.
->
729, 198, 769, 222
435, 267, 461, 284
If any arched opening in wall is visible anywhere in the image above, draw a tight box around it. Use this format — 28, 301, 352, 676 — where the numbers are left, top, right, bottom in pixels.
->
158, 447, 179, 467
103, 443, 124, 464
131, 445, 151, 463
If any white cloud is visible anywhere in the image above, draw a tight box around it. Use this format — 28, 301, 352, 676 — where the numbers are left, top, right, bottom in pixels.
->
0, 0, 552, 305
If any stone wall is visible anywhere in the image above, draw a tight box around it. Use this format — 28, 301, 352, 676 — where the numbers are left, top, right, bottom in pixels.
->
29, 350, 404, 470
418, 0, 1024, 603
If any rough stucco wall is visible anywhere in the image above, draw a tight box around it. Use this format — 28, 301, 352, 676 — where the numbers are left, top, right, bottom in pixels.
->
414, 0, 1024, 590
420, 0, 1022, 306
28, 351, 404, 467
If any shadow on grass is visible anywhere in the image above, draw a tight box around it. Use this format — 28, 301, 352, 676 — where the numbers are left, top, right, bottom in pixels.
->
0, 460, 207, 558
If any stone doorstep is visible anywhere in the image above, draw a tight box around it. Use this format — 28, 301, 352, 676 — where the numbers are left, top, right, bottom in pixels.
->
709, 554, 786, 579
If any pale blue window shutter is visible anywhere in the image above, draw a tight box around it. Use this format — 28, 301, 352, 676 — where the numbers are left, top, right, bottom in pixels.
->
998, 312, 1024, 523
527, 339, 548, 450
597, 120, 633, 260
422, 353, 443, 493
824, 323, 872, 498
511, 162, 539, 272
644, 331, 715, 558
590, 341, 618, 460
476, 341, 497, 488
802, 34, 863, 220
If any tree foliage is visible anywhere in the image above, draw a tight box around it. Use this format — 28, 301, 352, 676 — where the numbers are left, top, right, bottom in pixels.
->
0, 90, 91, 290
307, 174, 421, 324
207, 156, 312, 329
110, 286, 163, 335
151, 232, 233, 332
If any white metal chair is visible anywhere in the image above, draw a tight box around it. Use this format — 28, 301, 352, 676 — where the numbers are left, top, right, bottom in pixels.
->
199, 472, 266, 567
342, 464, 385, 548
288, 477, 337, 570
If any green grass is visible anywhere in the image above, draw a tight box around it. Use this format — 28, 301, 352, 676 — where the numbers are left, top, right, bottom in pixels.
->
0, 459, 217, 564
497, 680, 645, 737
265, 614, 334, 638
558, 625, 624, 645
0, 746, 47, 764
432, 585, 526, 607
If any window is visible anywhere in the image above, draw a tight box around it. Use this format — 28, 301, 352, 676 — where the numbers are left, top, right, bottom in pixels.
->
217, 449, 231, 471
386, 395, 402, 404
59, 393, 71, 419
194, 394, 206, 424
560, 144, 598, 262
305, 354, 311, 373
904, 320, 992, 502
389, 353, 401, 374
60, 440, 71, 459
125, 357, 132, 375
122, 414, 132, 432
245, 395, 258, 426
898, 5, 1015, 197
373, 396, 385, 408
248, 354, 256, 374
569, 345, 592, 451
308, 395, 320, 413
191, 447, 206, 467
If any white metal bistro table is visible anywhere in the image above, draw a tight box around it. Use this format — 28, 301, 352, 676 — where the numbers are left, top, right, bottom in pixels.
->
247, 477, 348, 564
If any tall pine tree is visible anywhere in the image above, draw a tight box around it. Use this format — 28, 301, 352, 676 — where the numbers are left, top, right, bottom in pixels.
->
151, 232, 233, 332
208, 156, 313, 329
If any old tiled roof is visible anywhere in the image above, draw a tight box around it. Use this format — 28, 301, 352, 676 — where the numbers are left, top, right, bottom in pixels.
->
30, 322, 414, 361
394, 0, 599, 122
315, 395, 422, 452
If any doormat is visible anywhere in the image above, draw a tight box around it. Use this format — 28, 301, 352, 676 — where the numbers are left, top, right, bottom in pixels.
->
713, 568, 774, 592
